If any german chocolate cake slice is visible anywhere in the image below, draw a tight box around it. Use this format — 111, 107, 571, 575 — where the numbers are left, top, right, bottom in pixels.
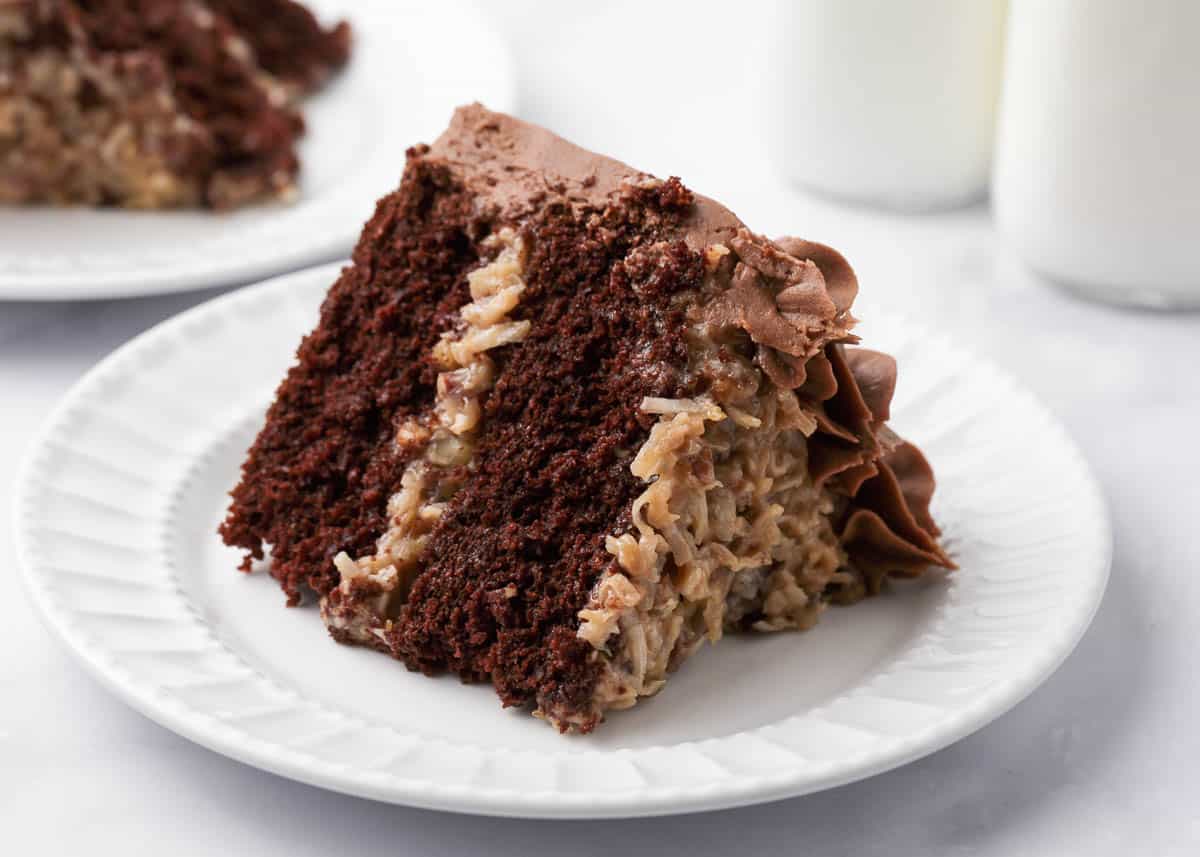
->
0, 0, 349, 209
221, 105, 954, 732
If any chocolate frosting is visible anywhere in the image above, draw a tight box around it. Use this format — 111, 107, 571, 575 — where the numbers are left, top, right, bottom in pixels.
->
430, 105, 952, 590
430, 104, 743, 248
718, 234, 954, 591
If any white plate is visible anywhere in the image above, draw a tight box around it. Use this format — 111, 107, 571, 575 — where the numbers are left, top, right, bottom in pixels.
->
0, 0, 514, 301
14, 264, 1111, 818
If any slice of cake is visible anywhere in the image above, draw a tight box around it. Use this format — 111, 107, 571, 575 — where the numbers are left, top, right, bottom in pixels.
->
221, 105, 954, 732
0, 0, 349, 209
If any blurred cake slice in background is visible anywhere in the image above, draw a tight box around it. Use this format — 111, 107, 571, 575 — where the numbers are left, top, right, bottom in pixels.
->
221, 105, 954, 732
0, 0, 349, 209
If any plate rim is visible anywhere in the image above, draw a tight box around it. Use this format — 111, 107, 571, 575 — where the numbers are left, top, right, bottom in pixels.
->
13, 263, 1113, 818
0, 0, 516, 302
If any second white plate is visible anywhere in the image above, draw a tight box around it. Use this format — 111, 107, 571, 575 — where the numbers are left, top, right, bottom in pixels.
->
0, 0, 515, 300
15, 264, 1111, 817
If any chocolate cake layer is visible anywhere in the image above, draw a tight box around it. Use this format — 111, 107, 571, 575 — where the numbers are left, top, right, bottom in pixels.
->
222, 105, 952, 731
206, 0, 350, 93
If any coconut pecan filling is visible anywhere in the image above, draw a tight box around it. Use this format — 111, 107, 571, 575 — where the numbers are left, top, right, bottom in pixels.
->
552, 330, 852, 728
0, 44, 210, 207
320, 230, 530, 644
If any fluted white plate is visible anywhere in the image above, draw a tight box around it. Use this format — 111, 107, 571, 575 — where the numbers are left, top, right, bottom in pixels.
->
14, 263, 1111, 818
0, 0, 514, 301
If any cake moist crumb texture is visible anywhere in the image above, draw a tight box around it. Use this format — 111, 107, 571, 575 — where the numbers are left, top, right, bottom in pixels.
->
222, 104, 954, 732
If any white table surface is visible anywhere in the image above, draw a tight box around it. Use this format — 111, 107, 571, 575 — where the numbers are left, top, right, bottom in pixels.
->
3, 3, 1198, 854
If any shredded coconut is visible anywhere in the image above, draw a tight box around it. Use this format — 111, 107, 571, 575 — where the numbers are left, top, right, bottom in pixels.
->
562, 319, 850, 727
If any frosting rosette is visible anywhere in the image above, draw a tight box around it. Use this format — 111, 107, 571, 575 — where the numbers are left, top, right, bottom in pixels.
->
703, 228, 954, 598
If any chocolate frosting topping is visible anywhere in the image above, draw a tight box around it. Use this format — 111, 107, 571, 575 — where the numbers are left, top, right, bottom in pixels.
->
723, 236, 954, 591
431, 104, 952, 591
430, 104, 742, 249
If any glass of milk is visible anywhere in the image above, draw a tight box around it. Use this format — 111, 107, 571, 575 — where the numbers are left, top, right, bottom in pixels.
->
767, 0, 1008, 211
993, 0, 1200, 308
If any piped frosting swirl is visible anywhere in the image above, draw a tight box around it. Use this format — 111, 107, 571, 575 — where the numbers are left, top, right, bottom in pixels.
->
699, 228, 953, 591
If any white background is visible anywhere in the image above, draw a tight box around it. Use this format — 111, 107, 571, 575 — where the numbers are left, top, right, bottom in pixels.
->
3, 2, 1198, 853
